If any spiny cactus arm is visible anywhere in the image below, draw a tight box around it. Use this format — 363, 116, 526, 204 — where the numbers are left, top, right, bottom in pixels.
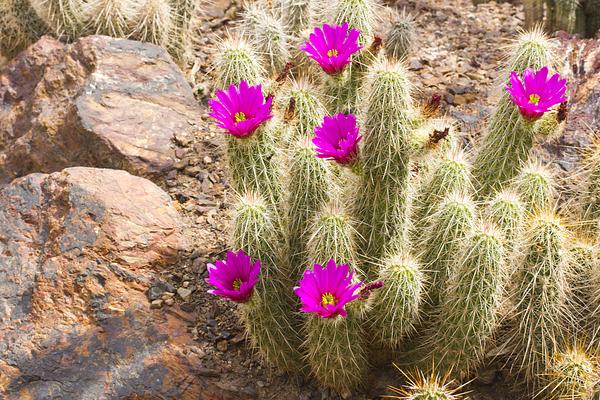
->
283, 80, 327, 141
286, 138, 333, 278
233, 193, 304, 372
384, 9, 415, 62
129, 0, 174, 47
355, 60, 414, 277
484, 190, 525, 255
418, 192, 476, 307
83, 0, 138, 38
214, 36, 265, 89
512, 159, 556, 214
370, 253, 425, 349
412, 147, 472, 234
0, 0, 49, 58
240, 3, 290, 77
31, 0, 85, 40
426, 223, 506, 375
582, 140, 600, 238
472, 29, 556, 199
568, 239, 598, 333
281, 0, 312, 36
385, 365, 469, 399
509, 212, 572, 383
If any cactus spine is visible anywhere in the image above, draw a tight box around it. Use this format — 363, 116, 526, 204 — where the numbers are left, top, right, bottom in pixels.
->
355, 61, 414, 276
386, 367, 468, 400
241, 3, 290, 77
226, 119, 283, 208
582, 140, 600, 238
419, 192, 476, 306
513, 160, 555, 214
542, 344, 599, 400
286, 138, 332, 277
510, 212, 571, 382
233, 193, 304, 372
426, 223, 506, 375
32, 0, 84, 39
84, 0, 137, 37
568, 240, 598, 333
370, 253, 424, 348
412, 148, 471, 234
385, 9, 415, 62
129, 0, 174, 47
214, 37, 264, 88
472, 29, 555, 199
0, 0, 48, 58
484, 190, 524, 254
281, 0, 312, 36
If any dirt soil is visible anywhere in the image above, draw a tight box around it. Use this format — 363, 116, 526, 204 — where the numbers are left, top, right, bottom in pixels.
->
162, 0, 538, 398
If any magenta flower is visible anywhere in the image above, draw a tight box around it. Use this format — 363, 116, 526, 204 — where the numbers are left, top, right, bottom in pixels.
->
505, 67, 567, 120
294, 259, 363, 318
208, 80, 273, 138
300, 23, 362, 75
313, 113, 362, 165
206, 249, 260, 303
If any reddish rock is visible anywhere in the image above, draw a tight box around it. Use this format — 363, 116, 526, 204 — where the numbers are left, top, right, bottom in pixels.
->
0, 167, 213, 399
0, 35, 201, 184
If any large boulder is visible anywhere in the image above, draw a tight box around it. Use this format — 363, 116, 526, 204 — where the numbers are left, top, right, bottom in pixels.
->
0, 167, 214, 399
0, 35, 201, 184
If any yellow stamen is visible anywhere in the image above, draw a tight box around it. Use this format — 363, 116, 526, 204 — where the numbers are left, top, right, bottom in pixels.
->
233, 278, 242, 291
327, 49, 339, 58
529, 94, 541, 105
321, 292, 337, 307
234, 112, 246, 122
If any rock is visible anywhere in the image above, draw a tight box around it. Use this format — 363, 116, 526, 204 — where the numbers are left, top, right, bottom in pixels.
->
0, 36, 203, 185
151, 299, 164, 309
0, 167, 230, 399
177, 287, 193, 301
217, 340, 228, 352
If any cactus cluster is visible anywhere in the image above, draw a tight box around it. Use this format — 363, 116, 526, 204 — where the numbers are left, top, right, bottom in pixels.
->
0, 0, 197, 63
520, 0, 600, 38
204, 0, 600, 397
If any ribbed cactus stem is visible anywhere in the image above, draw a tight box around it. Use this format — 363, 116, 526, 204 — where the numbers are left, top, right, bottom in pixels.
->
281, 0, 312, 36
233, 193, 304, 372
484, 190, 524, 255
426, 223, 506, 375
214, 36, 264, 88
355, 60, 414, 277
129, 0, 174, 47
523, 0, 544, 29
513, 160, 555, 214
510, 212, 571, 382
286, 138, 332, 278
419, 192, 476, 306
591, 248, 600, 344
306, 201, 358, 269
385, 9, 415, 61
370, 253, 424, 349
304, 305, 367, 397
472, 29, 555, 199
542, 344, 599, 400
412, 148, 471, 234
84, 0, 137, 37
386, 367, 468, 399
32, 0, 84, 39
285, 80, 326, 141
534, 108, 566, 138
555, 0, 580, 33
226, 119, 283, 208
582, 140, 600, 237
241, 3, 290, 77
568, 239, 598, 332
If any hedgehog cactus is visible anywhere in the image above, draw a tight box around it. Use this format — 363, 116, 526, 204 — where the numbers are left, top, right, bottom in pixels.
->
425, 223, 506, 375
386, 367, 468, 400
355, 60, 414, 276
214, 37, 264, 88
510, 212, 572, 382
32, 0, 84, 39
385, 9, 415, 61
542, 344, 599, 400
513, 160, 555, 214
483, 190, 524, 256
582, 140, 600, 237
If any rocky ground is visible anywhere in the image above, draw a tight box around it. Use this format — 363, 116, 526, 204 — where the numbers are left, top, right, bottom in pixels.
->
1, 0, 598, 399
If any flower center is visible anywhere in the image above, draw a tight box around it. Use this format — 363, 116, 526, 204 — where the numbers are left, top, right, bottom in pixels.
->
528, 94, 541, 105
321, 292, 337, 307
327, 49, 339, 58
232, 278, 243, 291
234, 112, 247, 122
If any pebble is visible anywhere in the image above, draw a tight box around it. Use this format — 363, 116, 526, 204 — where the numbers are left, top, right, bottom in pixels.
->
150, 299, 163, 309
216, 340, 228, 352
164, 298, 175, 306
178, 287, 193, 300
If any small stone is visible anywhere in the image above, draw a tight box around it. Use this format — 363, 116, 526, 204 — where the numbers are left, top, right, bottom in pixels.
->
177, 287, 192, 300
203, 155, 213, 164
183, 281, 190, 288
150, 299, 163, 309
216, 340, 228, 352
164, 298, 174, 306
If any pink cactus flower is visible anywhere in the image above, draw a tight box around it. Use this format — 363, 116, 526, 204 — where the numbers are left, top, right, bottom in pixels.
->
505, 66, 567, 121
300, 23, 362, 75
208, 80, 273, 138
206, 249, 260, 303
313, 113, 362, 165
294, 259, 363, 318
